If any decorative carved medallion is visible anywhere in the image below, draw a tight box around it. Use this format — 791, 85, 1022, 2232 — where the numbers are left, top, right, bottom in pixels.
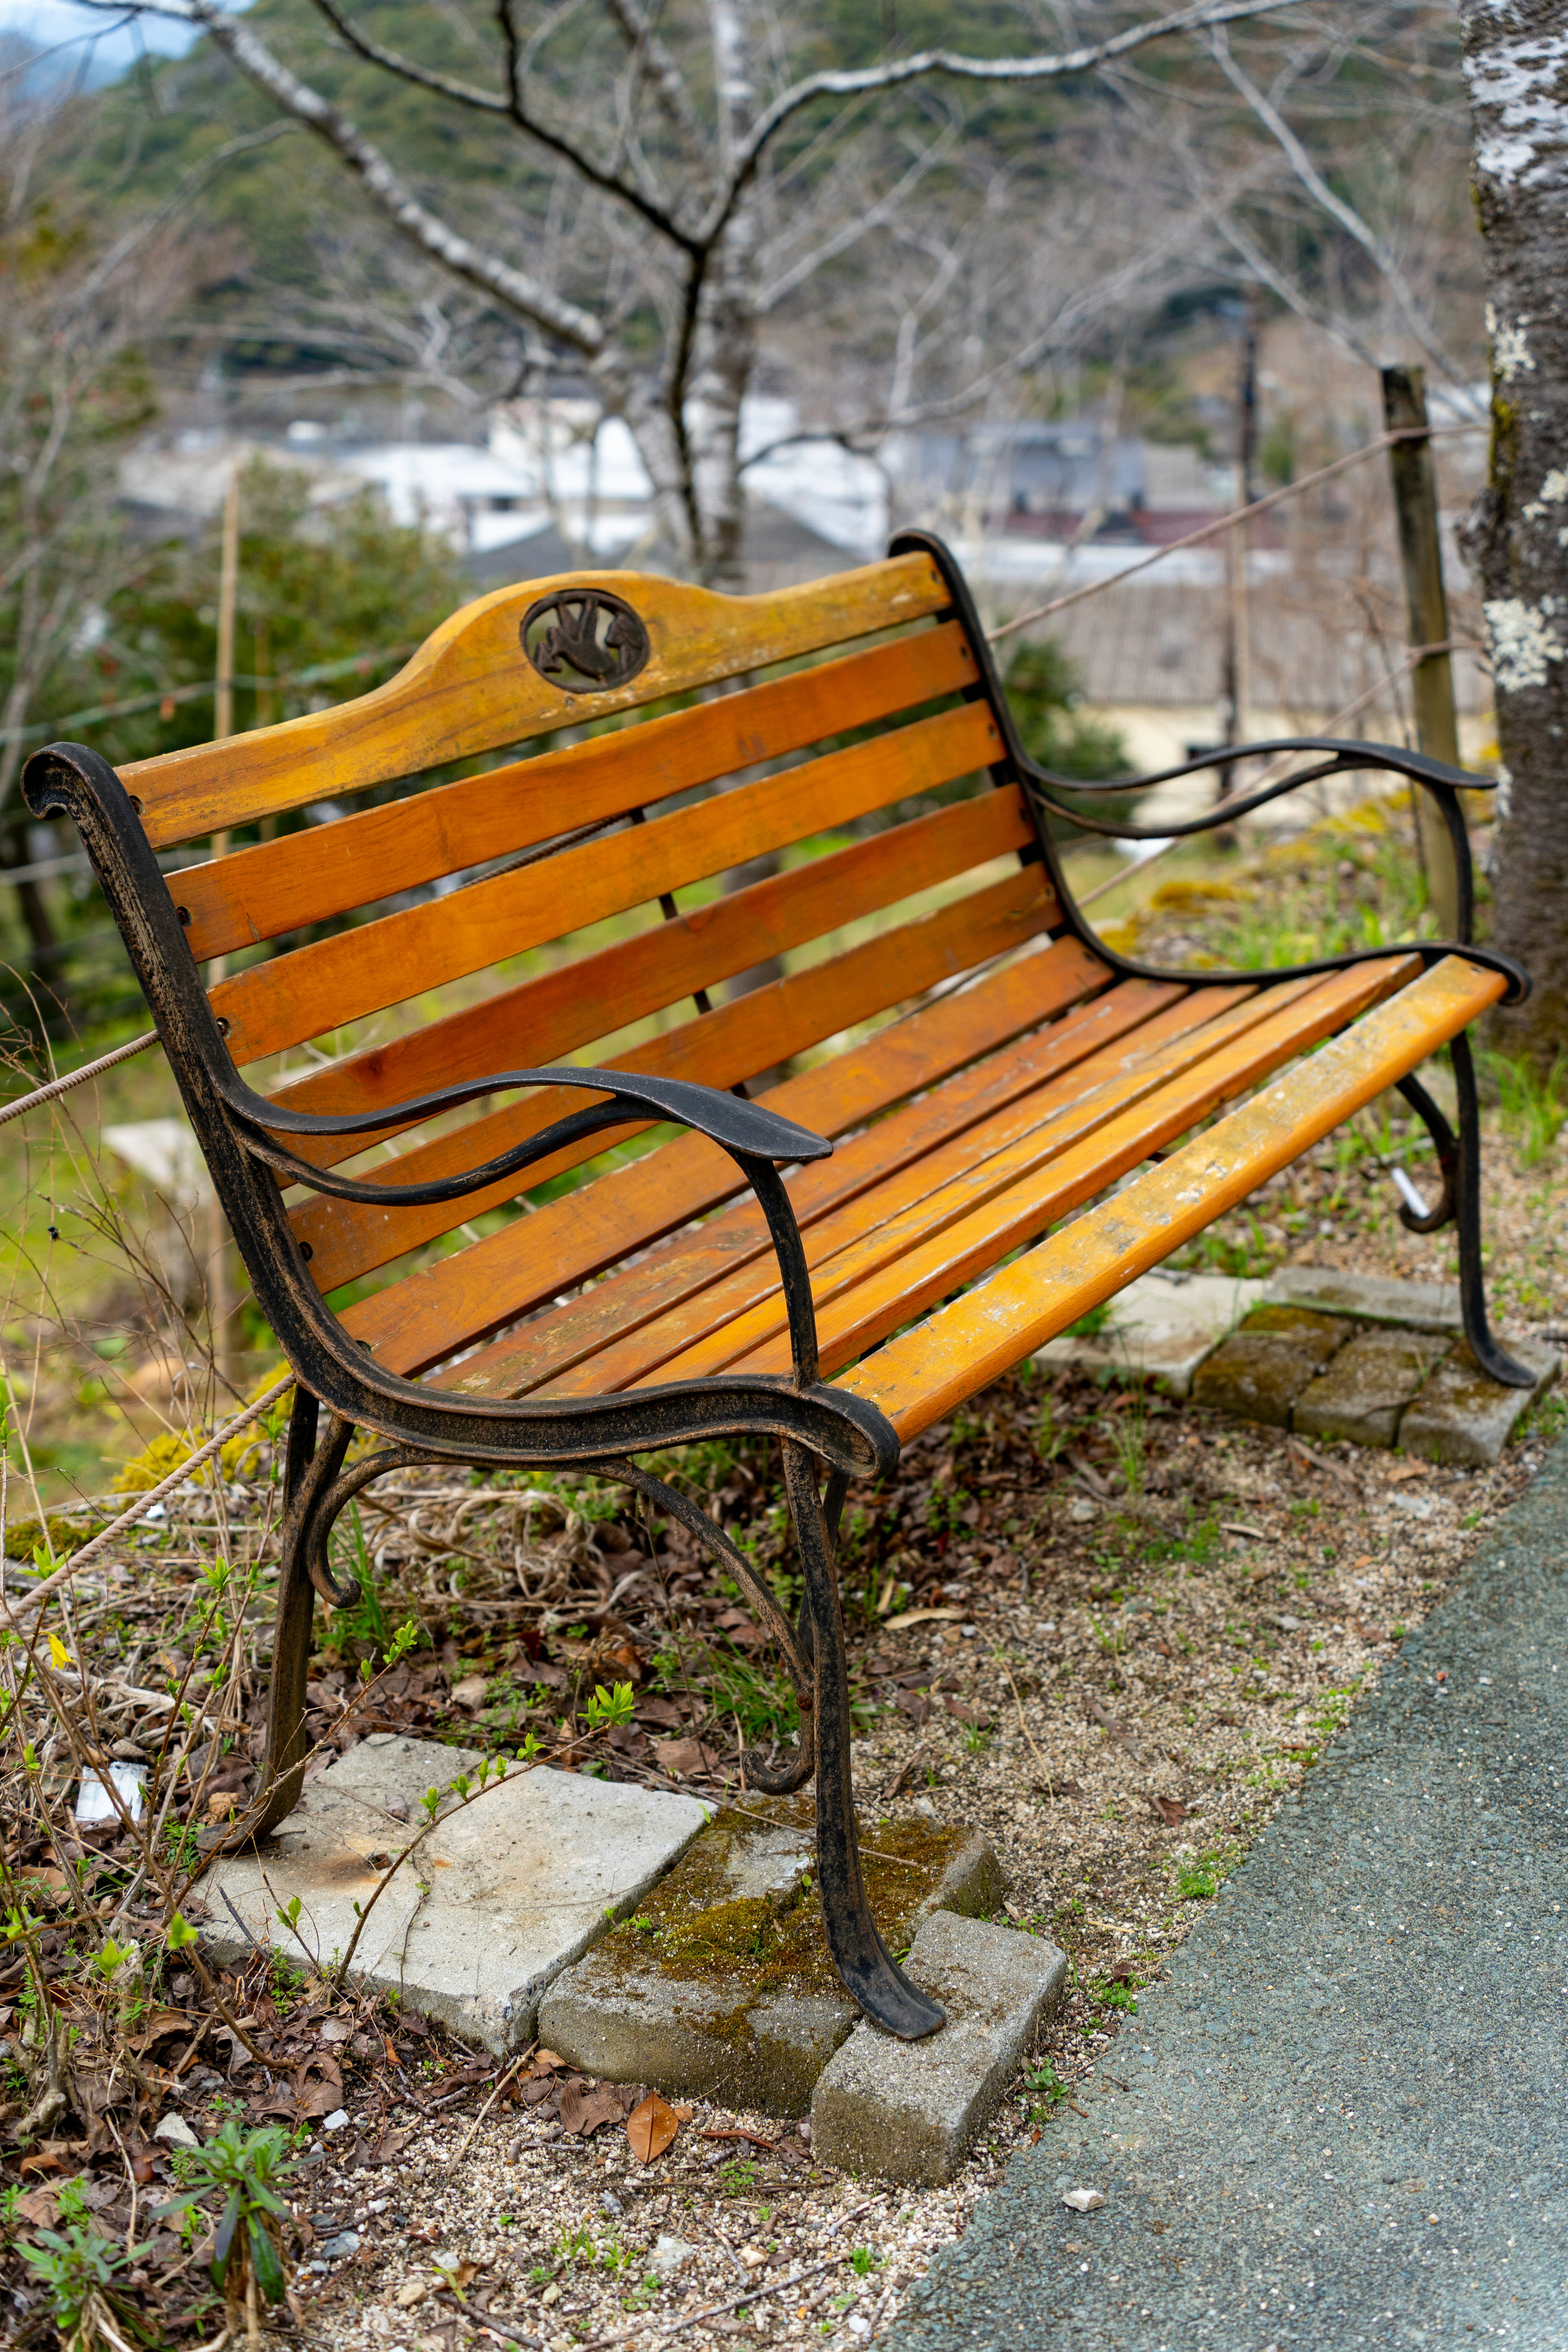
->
521, 588, 651, 691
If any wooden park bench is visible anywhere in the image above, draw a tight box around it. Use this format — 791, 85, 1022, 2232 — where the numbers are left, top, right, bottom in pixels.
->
27, 531, 1530, 2042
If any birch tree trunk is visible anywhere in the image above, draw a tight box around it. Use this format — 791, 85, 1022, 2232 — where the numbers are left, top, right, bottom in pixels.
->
1457, 0, 1568, 1065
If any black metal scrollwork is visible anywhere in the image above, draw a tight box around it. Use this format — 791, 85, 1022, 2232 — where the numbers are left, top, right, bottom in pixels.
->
521, 588, 651, 690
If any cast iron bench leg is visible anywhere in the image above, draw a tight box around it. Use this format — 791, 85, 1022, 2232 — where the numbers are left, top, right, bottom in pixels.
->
220, 1391, 353, 1848
782, 1440, 946, 2041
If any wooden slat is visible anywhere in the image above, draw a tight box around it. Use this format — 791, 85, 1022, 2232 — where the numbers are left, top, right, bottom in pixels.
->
270, 780, 1047, 1183
176, 622, 981, 961
339, 874, 1078, 1373
709, 957, 1422, 1390
318, 862, 1057, 1311
438, 974, 1192, 1403
574, 976, 1298, 1394
840, 955, 1508, 1442
125, 554, 953, 848
213, 698, 1004, 1065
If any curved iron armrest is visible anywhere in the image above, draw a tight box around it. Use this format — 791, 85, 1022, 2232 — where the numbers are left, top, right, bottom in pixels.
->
887, 526, 1530, 1011
227, 1062, 830, 1389
1015, 736, 1529, 1008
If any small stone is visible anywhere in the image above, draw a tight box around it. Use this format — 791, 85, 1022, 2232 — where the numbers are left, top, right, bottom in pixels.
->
396, 2278, 428, 2308
322, 2109, 350, 2132
319, 2230, 361, 2259
153, 2114, 199, 2149
648, 2235, 695, 2281
1293, 1325, 1450, 1449
811, 1913, 1067, 2186
1067, 1497, 1098, 1524
1398, 1338, 1561, 1468
1191, 1306, 1352, 1428
1062, 2187, 1105, 2213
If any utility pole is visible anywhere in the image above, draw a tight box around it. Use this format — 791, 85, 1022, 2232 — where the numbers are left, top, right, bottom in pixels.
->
1381, 365, 1462, 940
207, 465, 241, 1392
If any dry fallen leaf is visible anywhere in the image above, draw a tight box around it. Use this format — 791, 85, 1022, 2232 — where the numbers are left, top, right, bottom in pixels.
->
650, 1735, 720, 1775
559, 2079, 624, 2137
626, 2091, 682, 2165
1152, 1796, 1187, 1826
533, 2048, 565, 2071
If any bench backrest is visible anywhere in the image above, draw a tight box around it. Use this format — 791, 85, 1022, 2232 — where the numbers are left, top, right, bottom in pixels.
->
118, 552, 1067, 1312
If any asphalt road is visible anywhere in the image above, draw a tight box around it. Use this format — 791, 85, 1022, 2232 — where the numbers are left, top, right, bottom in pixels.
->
894, 1429, 1568, 2352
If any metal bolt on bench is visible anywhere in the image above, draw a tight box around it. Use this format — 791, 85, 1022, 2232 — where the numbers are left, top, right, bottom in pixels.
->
24, 531, 1531, 2041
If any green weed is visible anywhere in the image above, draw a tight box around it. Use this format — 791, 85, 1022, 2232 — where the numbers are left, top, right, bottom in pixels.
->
1481, 1049, 1568, 1167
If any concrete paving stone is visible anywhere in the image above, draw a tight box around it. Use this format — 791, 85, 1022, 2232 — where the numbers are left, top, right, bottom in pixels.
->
538, 1797, 1005, 2117
1032, 1270, 1266, 1396
1188, 1304, 1352, 1428
1265, 1264, 1463, 1331
1399, 1334, 1562, 1467
809, 1912, 1067, 2187
203, 1736, 711, 2051
1292, 1321, 1452, 1448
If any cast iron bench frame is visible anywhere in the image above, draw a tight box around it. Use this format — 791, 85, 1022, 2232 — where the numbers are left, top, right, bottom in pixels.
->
25, 530, 1530, 2043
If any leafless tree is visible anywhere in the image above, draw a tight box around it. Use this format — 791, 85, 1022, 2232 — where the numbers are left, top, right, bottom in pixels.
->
70, 0, 1313, 584
0, 71, 285, 995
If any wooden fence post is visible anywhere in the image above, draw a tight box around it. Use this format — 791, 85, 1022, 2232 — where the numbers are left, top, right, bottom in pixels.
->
207, 465, 241, 1390
1381, 364, 1463, 940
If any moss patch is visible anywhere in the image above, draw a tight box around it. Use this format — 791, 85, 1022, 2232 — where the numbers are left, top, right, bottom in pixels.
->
597, 1800, 977, 2005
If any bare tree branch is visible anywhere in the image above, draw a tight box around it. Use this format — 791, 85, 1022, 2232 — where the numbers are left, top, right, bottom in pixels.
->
1205, 22, 1477, 397
303, 0, 696, 248
71, 0, 614, 354
600, 0, 710, 176
707, 0, 1311, 234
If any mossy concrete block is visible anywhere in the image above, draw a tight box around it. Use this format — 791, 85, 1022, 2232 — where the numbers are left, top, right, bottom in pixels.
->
537, 1797, 1005, 2117
1293, 1323, 1452, 1448
203, 1737, 712, 2053
1189, 1305, 1352, 1428
810, 1912, 1067, 2187
1399, 1337, 1562, 1467
1265, 1266, 1463, 1332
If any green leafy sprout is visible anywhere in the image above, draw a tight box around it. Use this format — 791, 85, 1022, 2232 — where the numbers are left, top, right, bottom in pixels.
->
155, 2118, 298, 2313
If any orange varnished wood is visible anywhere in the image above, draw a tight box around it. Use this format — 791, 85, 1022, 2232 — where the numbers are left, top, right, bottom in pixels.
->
125, 554, 953, 849
339, 866, 1065, 1371
839, 955, 1507, 1442
294, 833, 1053, 1289
213, 699, 1004, 1065
437, 972, 1189, 1403
176, 623, 980, 961
557, 976, 1294, 1396
522, 980, 1248, 1403
272, 779, 1047, 1181
704, 956, 1422, 1390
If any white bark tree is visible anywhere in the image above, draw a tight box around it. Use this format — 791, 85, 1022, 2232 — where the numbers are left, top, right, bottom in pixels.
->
71, 0, 1305, 585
